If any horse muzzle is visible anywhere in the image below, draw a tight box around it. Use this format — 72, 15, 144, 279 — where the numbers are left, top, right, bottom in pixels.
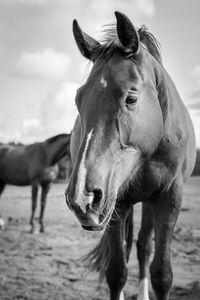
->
65, 189, 109, 231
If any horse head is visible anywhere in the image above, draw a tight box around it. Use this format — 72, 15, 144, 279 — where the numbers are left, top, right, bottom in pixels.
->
45, 133, 71, 165
66, 12, 164, 231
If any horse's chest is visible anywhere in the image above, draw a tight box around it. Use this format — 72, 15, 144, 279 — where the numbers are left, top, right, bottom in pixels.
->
142, 160, 173, 195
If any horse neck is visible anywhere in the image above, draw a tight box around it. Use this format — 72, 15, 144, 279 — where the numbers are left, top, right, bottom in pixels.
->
44, 136, 69, 166
154, 59, 183, 133
154, 62, 171, 123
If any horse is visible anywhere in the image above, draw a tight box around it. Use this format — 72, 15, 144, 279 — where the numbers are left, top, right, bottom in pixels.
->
0, 133, 71, 233
65, 11, 196, 300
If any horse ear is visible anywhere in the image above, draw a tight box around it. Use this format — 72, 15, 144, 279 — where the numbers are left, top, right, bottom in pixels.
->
73, 19, 100, 60
115, 11, 139, 54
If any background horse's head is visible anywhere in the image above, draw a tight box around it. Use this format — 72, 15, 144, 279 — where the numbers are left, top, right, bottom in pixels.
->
44, 133, 71, 165
66, 12, 164, 230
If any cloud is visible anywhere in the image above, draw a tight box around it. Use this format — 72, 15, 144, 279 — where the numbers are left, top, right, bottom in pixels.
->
0, 129, 22, 143
182, 66, 200, 146
0, 117, 42, 144
23, 118, 40, 128
5, 0, 155, 17
21, 0, 47, 3
135, 0, 155, 17
187, 96, 200, 110
0, 81, 79, 143
21, 118, 41, 141
41, 81, 79, 136
189, 109, 200, 148
186, 65, 200, 110
190, 65, 200, 83
17, 48, 71, 80
18, 82, 79, 142
88, 0, 155, 20
0, 0, 48, 5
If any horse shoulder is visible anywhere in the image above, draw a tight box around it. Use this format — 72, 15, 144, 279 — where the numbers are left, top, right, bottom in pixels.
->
144, 121, 194, 195
164, 72, 196, 179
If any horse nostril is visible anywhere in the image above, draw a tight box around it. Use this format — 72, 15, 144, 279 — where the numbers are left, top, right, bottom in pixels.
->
91, 188, 103, 210
65, 191, 79, 212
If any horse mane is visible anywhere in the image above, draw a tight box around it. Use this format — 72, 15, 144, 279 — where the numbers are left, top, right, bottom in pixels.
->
138, 25, 162, 64
45, 133, 70, 144
93, 23, 162, 64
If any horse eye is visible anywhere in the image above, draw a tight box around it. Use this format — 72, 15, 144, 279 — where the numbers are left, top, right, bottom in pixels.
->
125, 95, 138, 105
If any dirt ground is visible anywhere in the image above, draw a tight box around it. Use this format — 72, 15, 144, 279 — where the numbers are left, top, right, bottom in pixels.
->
0, 178, 200, 300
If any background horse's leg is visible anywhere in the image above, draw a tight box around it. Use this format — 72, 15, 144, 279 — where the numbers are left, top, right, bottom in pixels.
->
150, 179, 182, 300
39, 183, 50, 233
0, 180, 6, 229
136, 202, 154, 300
106, 206, 133, 300
30, 183, 38, 233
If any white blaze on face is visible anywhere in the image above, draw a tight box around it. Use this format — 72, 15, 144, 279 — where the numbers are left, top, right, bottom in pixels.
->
75, 129, 93, 213
137, 278, 150, 300
100, 76, 107, 88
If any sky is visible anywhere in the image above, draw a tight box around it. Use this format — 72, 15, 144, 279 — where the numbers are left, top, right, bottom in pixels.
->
0, 0, 200, 147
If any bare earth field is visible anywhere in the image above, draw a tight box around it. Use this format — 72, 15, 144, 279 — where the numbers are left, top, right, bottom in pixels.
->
0, 178, 200, 300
